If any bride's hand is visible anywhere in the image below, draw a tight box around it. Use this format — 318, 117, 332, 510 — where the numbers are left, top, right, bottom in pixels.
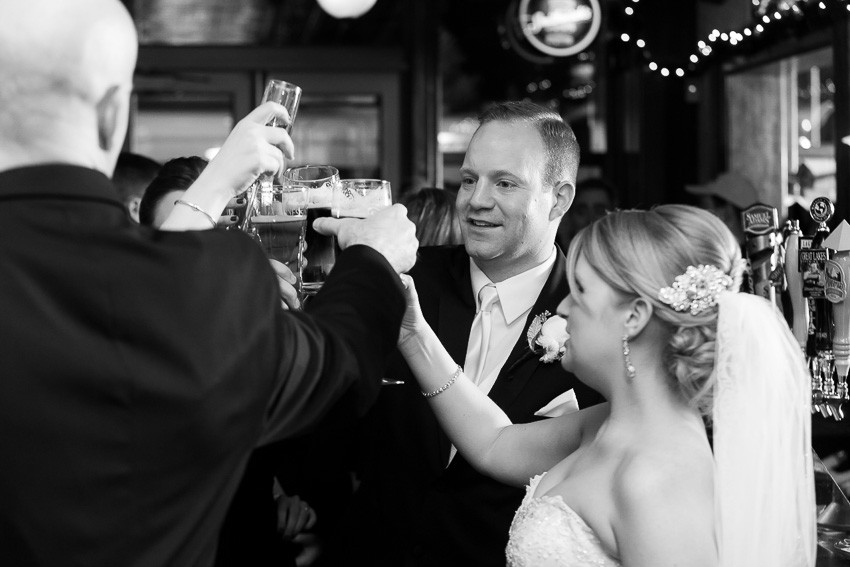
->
398, 274, 426, 347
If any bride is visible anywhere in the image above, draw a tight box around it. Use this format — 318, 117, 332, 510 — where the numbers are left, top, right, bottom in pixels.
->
397, 204, 814, 567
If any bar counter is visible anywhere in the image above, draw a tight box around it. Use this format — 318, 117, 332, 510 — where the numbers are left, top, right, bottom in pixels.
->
818, 528, 850, 566
815, 411, 850, 566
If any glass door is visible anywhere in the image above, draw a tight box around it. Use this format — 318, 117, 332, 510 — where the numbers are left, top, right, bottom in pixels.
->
128, 72, 253, 163
725, 46, 835, 218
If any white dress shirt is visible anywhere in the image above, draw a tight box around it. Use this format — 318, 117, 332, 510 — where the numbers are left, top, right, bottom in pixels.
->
466, 247, 557, 395
448, 248, 558, 465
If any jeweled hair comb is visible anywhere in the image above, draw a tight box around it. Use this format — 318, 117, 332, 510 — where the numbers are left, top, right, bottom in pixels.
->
658, 264, 734, 316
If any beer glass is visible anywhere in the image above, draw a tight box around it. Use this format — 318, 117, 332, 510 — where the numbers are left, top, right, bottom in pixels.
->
332, 179, 392, 220
239, 79, 303, 232
262, 79, 302, 133
333, 179, 396, 386
283, 165, 340, 297
251, 185, 308, 295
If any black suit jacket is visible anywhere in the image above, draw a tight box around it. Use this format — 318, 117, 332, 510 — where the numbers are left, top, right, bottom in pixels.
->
344, 246, 603, 567
0, 165, 405, 567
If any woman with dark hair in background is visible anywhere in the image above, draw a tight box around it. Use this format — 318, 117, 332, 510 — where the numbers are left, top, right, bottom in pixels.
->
556, 177, 616, 253
400, 186, 463, 246
138, 156, 209, 228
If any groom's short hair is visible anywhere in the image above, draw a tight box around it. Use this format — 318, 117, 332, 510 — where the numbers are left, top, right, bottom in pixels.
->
477, 101, 580, 188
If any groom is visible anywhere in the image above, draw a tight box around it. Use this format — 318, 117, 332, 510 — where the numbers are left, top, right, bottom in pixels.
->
336, 101, 605, 566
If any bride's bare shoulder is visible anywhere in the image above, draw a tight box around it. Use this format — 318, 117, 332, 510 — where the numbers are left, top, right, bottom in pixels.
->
611, 432, 714, 529
617, 443, 711, 492
610, 439, 716, 566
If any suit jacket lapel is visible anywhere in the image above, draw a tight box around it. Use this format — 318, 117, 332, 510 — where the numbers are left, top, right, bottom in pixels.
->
434, 248, 476, 463
488, 249, 568, 408
436, 248, 476, 364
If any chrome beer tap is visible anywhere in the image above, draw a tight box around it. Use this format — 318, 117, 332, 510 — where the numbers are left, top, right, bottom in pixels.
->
803, 197, 840, 418
823, 219, 850, 420
784, 220, 809, 352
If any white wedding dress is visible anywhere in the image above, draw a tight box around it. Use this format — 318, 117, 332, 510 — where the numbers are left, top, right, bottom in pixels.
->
506, 474, 622, 567
505, 293, 815, 567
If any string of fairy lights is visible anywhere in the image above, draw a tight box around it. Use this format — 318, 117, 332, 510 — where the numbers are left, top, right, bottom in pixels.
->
617, 0, 848, 79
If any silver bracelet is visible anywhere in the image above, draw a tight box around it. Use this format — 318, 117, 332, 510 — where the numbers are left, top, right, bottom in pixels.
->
174, 199, 217, 228
421, 365, 462, 398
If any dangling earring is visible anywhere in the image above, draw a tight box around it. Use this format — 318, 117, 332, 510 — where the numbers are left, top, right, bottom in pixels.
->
622, 334, 636, 381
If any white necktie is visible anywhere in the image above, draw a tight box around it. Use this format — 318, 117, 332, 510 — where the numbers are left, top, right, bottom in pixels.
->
449, 284, 500, 466
464, 284, 499, 386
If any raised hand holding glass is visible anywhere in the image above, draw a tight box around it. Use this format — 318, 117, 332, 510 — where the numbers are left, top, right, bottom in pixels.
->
238, 79, 303, 232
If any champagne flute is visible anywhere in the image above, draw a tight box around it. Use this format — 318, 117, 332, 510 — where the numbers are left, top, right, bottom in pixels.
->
262, 79, 302, 133
239, 79, 303, 232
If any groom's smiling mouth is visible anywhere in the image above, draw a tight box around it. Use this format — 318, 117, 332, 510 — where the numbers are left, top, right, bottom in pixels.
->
468, 218, 500, 228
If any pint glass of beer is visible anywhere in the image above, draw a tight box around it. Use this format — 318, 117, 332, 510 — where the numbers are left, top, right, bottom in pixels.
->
332, 179, 392, 221
251, 185, 308, 295
283, 165, 340, 297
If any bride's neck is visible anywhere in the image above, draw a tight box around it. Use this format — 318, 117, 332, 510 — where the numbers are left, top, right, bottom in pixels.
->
605, 363, 696, 425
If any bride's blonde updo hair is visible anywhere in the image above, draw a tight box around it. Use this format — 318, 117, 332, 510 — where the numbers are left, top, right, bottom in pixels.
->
566, 204, 745, 415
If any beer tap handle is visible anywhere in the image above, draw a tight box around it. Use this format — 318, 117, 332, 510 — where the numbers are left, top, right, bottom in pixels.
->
741, 204, 780, 306
824, 220, 850, 417
784, 221, 808, 350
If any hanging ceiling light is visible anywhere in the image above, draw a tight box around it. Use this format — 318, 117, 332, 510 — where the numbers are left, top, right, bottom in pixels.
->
316, 0, 378, 19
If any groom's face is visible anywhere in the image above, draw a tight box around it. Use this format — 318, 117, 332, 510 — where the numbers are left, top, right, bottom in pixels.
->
457, 121, 556, 276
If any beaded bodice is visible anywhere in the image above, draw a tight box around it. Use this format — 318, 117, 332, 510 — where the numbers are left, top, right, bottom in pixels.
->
506, 474, 622, 567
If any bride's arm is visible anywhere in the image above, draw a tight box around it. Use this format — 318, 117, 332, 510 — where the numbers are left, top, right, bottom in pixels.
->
397, 276, 601, 487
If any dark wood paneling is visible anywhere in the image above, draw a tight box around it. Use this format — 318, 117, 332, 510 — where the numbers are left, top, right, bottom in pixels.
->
136, 46, 406, 73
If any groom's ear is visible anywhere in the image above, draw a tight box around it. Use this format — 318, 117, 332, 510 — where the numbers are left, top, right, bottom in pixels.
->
624, 297, 653, 337
549, 180, 575, 221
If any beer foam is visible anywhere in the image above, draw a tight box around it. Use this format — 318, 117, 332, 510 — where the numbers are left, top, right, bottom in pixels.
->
361, 190, 391, 209
308, 185, 333, 208
335, 191, 391, 218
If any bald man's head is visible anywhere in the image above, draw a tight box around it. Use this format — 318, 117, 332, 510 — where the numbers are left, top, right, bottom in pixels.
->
0, 0, 138, 174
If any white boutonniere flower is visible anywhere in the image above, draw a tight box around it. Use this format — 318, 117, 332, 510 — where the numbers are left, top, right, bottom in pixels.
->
526, 311, 569, 363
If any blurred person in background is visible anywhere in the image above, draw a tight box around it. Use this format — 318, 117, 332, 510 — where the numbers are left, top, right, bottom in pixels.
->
112, 151, 161, 222
786, 163, 819, 236
139, 156, 209, 228
685, 171, 760, 248
400, 186, 463, 246
556, 177, 616, 252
